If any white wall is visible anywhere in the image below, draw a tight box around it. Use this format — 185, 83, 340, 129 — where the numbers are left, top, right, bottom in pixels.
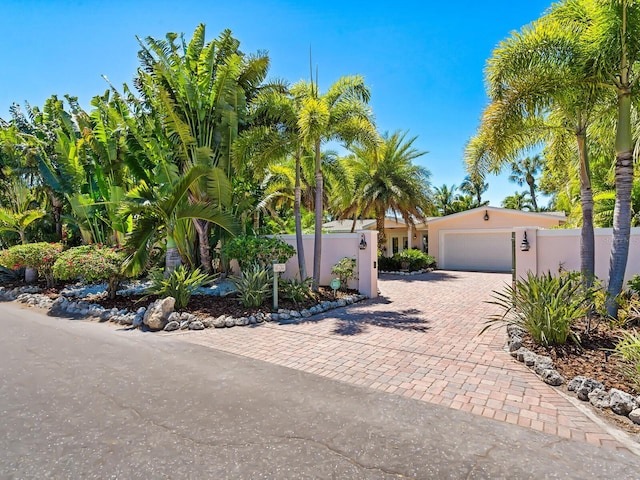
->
274, 231, 378, 298
515, 227, 640, 285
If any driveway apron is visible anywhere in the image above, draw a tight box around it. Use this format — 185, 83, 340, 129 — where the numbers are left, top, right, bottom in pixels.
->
180, 270, 636, 453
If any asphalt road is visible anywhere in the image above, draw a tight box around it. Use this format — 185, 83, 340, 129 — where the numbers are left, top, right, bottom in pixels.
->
2, 301, 640, 479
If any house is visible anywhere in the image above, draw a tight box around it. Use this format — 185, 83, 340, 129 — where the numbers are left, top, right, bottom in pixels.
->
324, 206, 566, 273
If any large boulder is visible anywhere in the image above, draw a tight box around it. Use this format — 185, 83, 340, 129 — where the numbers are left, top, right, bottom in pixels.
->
143, 297, 176, 330
610, 388, 638, 416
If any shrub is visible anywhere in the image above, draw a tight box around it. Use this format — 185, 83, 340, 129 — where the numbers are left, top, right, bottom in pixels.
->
394, 249, 435, 271
230, 264, 273, 308
0, 242, 63, 287
280, 277, 314, 306
628, 275, 640, 296
331, 257, 357, 289
145, 266, 215, 309
613, 330, 640, 392
53, 245, 127, 299
222, 236, 295, 271
481, 271, 587, 346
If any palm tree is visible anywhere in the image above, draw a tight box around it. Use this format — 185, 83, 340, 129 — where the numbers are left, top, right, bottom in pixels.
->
460, 174, 488, 206
509, 156, 543, 211
0, 178, 46, 244
340, 130, 432, 249
501, 191, 534, 211
433, 184, 458, 216
295, 75, 378, 289
121, 164, 238, 276
464, 6, 614, 288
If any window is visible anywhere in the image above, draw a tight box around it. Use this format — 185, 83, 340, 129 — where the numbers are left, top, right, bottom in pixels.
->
422, 234, 428, 254
403, 237, 408, 250
392, 237, 399, 254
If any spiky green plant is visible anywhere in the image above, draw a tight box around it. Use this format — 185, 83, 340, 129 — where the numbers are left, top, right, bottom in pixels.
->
229, 264, 272, 308
146, 266, 215, 309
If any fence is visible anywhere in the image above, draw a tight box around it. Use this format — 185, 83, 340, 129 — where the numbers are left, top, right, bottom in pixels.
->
514, 226, 640, 285
274, 231, 378, 298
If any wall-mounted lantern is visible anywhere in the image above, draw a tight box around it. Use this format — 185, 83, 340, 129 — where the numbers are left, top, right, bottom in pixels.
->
520, 232, 530, 251
359, 233, 367, 250
483, 210, 490, 221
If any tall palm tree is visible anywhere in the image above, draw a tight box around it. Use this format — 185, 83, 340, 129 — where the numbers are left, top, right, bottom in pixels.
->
295, 76, 378, 289
465, 6, 613, 288
433, 184, 458, 216
501, 191, 534, 211
460, 174, 488, 206
509, 155, 543, 211
340, 130, 432, 249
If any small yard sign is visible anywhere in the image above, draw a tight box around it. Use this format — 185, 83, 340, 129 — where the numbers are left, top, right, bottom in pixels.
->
273, 263, 286, 273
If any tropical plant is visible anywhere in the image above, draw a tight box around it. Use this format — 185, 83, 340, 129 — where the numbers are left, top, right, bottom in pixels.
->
613, 330, 640, 392
331, 257, 357, 289
0, 242, 63, 287
501, 191, 534, 211
294, 75, 378, 289
394, 249, 435, 271
340, 130, 432, 249
52, 245, 127, 299
221, 235, 295, 271
509, 155, 543, 211
482, 272, 588, 346
145, 265, 215, 309
229, 263, 273, 308
0, 178, 46, 245
433, 184, 459, 216
280, 277, 314, 306
460, 174, 489, 207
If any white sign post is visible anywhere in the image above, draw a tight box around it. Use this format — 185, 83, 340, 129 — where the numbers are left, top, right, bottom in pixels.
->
272, 263, 286, 311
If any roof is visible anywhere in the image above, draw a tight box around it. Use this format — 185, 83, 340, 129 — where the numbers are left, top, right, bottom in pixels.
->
322, 219, 377, 233
425, 206, 566, 225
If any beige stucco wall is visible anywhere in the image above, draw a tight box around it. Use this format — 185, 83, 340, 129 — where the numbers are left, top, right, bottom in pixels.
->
276, 231, 378, 298
515, 227, 640, 284
428, 209, 563, 266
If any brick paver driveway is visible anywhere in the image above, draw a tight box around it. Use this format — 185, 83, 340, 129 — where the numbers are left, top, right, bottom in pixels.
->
179, 270, 635, 453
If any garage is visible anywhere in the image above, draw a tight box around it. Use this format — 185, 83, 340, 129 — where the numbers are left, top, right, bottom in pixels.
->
427, 207, 566, 273
440, 230, 513, 272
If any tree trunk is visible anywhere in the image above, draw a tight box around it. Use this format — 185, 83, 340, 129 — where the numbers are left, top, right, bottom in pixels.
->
607, 84, 633, 317
193, 219, 213, 273
294, 151, 307, 280
577, 131, 595, 287
526, 174, 538, 212
313, 138, 323, 291
165, 233, 182, 276
376, 212, 386, 251
50, 192, 63, 240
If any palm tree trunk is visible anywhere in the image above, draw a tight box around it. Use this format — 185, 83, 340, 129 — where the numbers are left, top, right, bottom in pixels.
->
50, 192, 63, 240
376, 211, 386, 251
294, 151, 307, 280
607, 84, 633, 317
526, 175, 538, 212
193, 219, 212, 273
577, 131, 595, 287
165, 233, 182, 276
313, 138, 323, 290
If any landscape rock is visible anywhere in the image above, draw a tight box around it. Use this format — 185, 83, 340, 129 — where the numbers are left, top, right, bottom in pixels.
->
576, 378, 605, 401
142, 297, 176, 330
522, 351, 539, 367
301, 309, 311, 318
167, 312, 181, 323
629, 409, 640, 425
568, 376, 587, 392
225, 317, 236, 327
610, 388, 638, 416
515, 347, 531, 363
588, 389, 611, 409
508, 336, 523, 352
213, 316, 227, 328
189, 320, 205, 330
201, 317, 214, 328
248, 316, 257, 324
180, 320, 190, 330
290, 310, 301, 318
163, 321, 180, 332
541, 369, 564, 386
533, 356, 554, 375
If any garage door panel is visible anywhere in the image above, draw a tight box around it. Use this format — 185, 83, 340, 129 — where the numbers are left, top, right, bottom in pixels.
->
442, 232, 512, 272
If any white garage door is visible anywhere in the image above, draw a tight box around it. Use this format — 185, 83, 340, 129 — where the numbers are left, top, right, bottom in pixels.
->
441, 231, 512, 272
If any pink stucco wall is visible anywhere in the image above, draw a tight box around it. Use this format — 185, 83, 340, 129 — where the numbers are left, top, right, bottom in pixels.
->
515, 227, 640, 284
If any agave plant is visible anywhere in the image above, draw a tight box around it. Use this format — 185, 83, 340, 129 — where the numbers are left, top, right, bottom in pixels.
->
229, 264, 273, 308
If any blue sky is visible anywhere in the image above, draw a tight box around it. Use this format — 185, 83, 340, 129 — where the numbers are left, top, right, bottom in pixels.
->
0, 0, 552, 205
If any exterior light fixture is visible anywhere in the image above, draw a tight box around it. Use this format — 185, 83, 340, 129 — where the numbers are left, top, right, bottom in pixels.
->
520, 232, 530, 252
359, 233, 367, 250
483, 210, 490, 221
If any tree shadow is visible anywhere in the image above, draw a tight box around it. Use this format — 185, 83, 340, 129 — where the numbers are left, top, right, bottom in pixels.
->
378, 270, 463, 283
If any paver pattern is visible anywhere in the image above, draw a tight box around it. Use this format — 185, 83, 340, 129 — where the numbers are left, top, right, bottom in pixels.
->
180, 270, 632, 452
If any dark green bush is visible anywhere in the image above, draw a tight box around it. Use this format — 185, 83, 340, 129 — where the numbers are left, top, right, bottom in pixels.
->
222, 236, 295, 271
482, 271, 587, 346
378, 249, 435, 272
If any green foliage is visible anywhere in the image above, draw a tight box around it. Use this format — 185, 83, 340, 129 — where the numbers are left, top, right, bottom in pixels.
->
53, 245, 127, 299
613, 330, 640, 393
229, 264, 273, 308
378, 250, 435, 272
331, 257, 357, 288
482, 272, 588, 347
0, 242, 63, 287
280, 277, 314, 306
628, 275, 640, 296
146, 266, 215, 310
395, 249, 435, 271
222, 236, 295, 271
